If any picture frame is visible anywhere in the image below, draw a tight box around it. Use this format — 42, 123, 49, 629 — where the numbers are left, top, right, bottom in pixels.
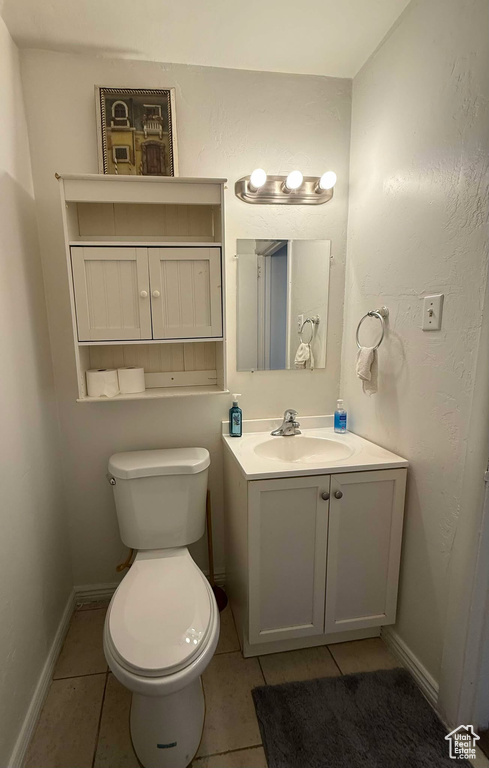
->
95, 86, 178, 176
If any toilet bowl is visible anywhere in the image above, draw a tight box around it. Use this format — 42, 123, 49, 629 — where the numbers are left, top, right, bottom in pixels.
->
104, 448, 219, 768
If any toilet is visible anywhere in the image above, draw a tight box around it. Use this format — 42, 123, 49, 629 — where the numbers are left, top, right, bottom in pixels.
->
104, 447, 220, 768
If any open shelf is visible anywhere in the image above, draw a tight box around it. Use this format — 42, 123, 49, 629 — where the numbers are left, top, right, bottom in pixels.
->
77, 385, 230, 402
70, 240, 223, 247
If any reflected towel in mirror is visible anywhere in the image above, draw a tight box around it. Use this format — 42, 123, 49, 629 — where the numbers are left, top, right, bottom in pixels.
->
295, 342, 314, 370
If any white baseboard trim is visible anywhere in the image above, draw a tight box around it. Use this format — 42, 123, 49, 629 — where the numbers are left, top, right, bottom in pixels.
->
8, 589, 75, 768
74, 569, 226, 606
74, 582, 120, 604
381, 626, 439, 708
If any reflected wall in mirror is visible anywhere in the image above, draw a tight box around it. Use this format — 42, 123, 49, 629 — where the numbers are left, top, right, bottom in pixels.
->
237, 239, 330, 371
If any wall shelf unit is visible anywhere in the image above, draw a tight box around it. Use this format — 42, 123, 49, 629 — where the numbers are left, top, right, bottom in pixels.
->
58, 173, 227, 402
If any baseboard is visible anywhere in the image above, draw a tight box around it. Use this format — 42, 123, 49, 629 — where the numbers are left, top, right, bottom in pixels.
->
74, 569, 226, 606
381, 626, 439, 708
74, 582, 120, 604
8, 589, 75, 768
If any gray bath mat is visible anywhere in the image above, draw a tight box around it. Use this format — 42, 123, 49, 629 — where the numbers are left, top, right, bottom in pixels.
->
252, 667, 468, 767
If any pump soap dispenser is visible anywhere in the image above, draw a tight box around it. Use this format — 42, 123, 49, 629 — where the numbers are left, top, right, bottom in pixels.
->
334, 399, 347, 434
229, 394, 243, 437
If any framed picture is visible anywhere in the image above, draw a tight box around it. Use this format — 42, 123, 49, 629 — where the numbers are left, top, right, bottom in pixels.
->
95, 86, 178, 176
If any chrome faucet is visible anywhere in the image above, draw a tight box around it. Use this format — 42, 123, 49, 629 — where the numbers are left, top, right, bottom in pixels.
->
271, 409, 301, 437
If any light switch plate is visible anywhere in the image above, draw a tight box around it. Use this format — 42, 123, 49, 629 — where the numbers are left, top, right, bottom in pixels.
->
422, 294, 444, 330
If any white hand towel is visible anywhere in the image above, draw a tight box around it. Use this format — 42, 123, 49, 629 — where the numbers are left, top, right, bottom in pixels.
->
356, 346, 378, 395
294, 342, 314, 370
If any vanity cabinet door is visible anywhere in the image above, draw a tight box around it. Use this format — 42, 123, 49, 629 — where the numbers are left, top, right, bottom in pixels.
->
324, 468, 407, 634
148, 247, 222, 339
248, 475, 330, 644
71, 246, 152, 341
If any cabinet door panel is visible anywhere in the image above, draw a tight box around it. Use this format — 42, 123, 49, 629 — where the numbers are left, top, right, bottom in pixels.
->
149, 247, 222, 339
249, 476, 330, 644
71, 247, 151, 341
325, 469, 406, 633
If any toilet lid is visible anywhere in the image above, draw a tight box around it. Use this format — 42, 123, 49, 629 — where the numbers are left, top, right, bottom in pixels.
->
107, 549, 213, 677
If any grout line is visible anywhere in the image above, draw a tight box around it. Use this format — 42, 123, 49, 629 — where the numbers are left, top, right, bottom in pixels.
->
53, 671, 108, 682
196, 743, 264, 761
326, 645, 344, 676
91, 672, 109, 768
228, 604, 239, 639
214, 647, 242, 657
257, 656, 267, 685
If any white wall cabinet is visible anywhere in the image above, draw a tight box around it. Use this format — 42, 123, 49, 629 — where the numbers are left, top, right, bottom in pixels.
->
71, 246, 222, 342
71, 247, 152, 341
224, 460, 407, 656
149, 247, 222, 339
58, 174, 227, 401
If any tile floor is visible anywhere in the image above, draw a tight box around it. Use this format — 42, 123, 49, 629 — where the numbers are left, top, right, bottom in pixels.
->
24, 600, 400, 768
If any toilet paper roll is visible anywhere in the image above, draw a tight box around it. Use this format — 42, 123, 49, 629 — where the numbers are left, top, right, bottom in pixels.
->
86, 369, 120, 398
117, 367, 146, 394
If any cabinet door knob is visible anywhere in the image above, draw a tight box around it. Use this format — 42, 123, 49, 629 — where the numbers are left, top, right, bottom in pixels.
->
152, 290, 161, 298
321, 492, 330, 501
334, 490, 343, 499
139, 290, 148, 298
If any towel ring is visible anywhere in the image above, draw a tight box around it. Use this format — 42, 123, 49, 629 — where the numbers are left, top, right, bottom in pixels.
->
356, 307, 389, 350
299, 316, 319, 344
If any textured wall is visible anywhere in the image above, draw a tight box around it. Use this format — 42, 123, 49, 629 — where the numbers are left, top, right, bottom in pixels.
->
342, 0, 489, 681
19, 51, 351, 584
0, 18, 73, 765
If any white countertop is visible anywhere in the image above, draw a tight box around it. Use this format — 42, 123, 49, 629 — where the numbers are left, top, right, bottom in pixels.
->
222, 415, 408, 480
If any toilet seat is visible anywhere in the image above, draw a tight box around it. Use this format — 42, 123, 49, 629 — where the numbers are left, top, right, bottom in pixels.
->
106, 548, 213, 678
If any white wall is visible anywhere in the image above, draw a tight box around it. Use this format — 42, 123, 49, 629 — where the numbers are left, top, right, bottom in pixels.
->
19, 51, 351, 584
0, 18, 73, 765
342, 0, 489, 684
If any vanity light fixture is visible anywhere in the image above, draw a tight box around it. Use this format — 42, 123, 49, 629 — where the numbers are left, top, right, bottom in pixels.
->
249, 168, 267, 191
235, 170, 337, 205
284, 170, 303, 191
317, 171, 337, 191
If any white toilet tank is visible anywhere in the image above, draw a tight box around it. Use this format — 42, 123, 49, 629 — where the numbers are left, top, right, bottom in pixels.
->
108, 448, 210, 550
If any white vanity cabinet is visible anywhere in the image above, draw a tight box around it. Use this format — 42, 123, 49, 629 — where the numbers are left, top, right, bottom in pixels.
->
325, 469, 406, 633
224, 442, 407, 656
248, 475, 331, 644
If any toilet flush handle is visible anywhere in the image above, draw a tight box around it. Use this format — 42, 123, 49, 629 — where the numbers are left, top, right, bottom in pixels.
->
106, 473, 116, 486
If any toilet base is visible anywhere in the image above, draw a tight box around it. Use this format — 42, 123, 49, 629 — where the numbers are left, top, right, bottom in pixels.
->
130, 676, 205, 768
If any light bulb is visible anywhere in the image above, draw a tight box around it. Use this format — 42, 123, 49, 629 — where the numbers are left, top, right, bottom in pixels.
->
249, 168, 267, 191
284, 170, 303, 191
318, 171, 337, 190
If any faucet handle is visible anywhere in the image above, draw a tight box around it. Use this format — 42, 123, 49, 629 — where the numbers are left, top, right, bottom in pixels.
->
284, 408, 298, 420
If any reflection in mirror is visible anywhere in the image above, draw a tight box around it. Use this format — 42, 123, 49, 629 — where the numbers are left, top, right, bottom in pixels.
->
237, 239, 330, 371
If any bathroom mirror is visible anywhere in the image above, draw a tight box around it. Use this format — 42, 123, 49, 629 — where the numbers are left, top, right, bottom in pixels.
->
236, 239, 330, 371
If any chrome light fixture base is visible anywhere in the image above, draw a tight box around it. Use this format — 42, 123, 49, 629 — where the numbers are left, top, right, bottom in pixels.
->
235, 175, 334, 205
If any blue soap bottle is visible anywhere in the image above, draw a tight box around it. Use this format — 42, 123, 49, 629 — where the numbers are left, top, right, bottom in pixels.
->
229, 394, 242, 437
334, 399, 347, 434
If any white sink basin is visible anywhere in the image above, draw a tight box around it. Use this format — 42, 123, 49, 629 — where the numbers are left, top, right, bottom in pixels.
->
254, 436, 354, 463
222, 418, 408, 479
